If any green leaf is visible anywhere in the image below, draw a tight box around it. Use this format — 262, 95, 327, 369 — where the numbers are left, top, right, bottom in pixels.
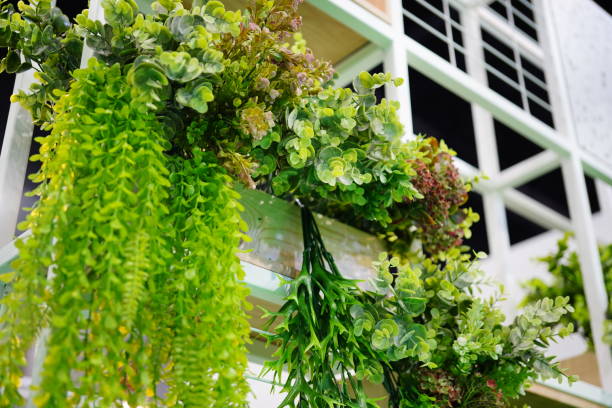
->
4, 50, 20, 73
175, 80, 214, 113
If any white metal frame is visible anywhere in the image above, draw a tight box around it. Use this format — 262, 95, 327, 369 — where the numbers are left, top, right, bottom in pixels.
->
0, 0, 611, 401
402, 0, 467, 71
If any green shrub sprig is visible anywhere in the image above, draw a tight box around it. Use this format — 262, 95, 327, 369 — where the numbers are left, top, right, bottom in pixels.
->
522, 233, 612, 347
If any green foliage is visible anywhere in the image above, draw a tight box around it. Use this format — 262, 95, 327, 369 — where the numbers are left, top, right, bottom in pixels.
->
0, 60, 251, 406
162, 151, 251, 407
0, 0, 559, 405
0, 0, 82, 122
1, 59, 170, 406
0, 0, 474, 255
270, 215, 575, 407
522, 233, 612, 347
263, 208, 382, 407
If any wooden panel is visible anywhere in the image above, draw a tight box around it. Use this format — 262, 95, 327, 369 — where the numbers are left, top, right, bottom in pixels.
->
238, 187, 385, 281
559, 352, 602, 387
247, 294, 279, 333
352, 0, 388, 21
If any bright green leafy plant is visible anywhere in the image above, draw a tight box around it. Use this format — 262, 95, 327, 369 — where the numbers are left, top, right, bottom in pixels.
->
522, 233, 612, 347
0, 59, 251, 407
0, 0, 473, 254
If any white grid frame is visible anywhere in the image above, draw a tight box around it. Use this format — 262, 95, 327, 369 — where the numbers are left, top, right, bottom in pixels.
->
0, 0, 611, 403
402, 0, 467, 70
488, 0, 539, 40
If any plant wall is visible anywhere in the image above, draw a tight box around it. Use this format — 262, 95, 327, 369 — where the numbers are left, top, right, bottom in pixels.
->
0, 0, 573, 406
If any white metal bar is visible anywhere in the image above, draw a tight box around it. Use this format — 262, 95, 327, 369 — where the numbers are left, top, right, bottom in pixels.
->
453, 157, 498, 195
401, 34, 572, 155
402, 9, 467, 55
539, 378, 612, 407
311, 0, 612, 184
484, 62, 552, 112
413, 0, 464, 32
582, 151, 612, 186
482, 40, 520, 72
333, 43, 385, 87
0, 71, 36, 248
80, 0, 105, 66
443, 0, 458, 67
452, 0, 496, 8
513, 43, 531, 112
384, 0, 413, 138
521, 64, 548, 92
242, 262, 289, 305
514, 0, 535, 12
538, 0, 612, 391
502, 188, 572, 231
463, 7, 511, 287
494, 150, 559, 190
479, 7, 543, 62
480, 24, 547, 91
0, 232, 21, 274
511, 4, 537, 30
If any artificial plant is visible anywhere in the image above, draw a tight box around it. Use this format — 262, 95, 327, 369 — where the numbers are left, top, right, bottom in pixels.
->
263, 207, 383, 407
0, 0, 472, 405
522, 233, 612, 347
0, 0, 563, 406
267, 217, 576, 407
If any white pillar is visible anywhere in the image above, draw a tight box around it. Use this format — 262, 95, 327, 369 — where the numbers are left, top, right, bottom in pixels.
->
0, 71, 35, 247
383, 0, 413, 139
463, 7, 512, 287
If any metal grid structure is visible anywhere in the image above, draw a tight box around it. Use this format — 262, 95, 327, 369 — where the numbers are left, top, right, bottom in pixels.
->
488, 0, 539, 40
1, 0, 612, 404
402, 0, 467, 70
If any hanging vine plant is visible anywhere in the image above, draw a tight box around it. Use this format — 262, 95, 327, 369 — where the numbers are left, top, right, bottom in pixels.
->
0, 0, 572, 406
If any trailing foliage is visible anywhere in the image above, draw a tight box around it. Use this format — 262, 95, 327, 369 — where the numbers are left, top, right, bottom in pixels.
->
0, 60, 171, 406
522, 233, 612, 347
0, 60, 251, 406
263, 208, 383, 407
269, 217, 576, 407
161, 151, 251, 406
